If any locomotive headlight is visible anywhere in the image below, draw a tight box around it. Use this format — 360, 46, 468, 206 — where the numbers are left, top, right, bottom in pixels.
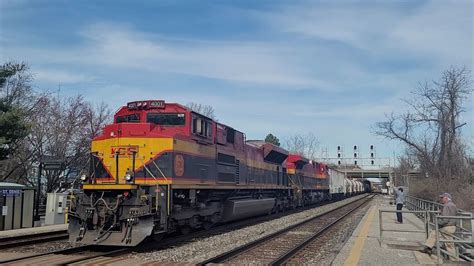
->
80, 174, 88, 182
125, 170, 133, 182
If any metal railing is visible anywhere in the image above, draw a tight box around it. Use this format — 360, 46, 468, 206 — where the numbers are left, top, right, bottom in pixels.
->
405, 196, 472, 241
378, 209, 434, 240
404, 196, 473, 262
434, 215, 474, 264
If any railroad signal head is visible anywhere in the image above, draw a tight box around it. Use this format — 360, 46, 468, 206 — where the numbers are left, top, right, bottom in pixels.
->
337, 153, 341, 158
371, 152, 374, 158
337, 146, 341, 151
338, 160, 341, 165
370, 145, 374, 150
354, 160, 357, 165
354, 145, 357, 150
371, 160, 374, 165
354, 153, 357, 158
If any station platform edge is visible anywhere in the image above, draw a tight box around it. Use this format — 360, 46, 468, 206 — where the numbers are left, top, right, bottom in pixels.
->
332, 195, 443, 265
0, 223, 68, 239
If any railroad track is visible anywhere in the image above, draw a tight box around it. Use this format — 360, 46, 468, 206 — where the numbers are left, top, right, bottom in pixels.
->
136, 196, 347, 253
0, 196, 370, 264
0, 230, 69, 249
0, 245, 129, 265
198, 194, 374, 265
0, 200, 334, 264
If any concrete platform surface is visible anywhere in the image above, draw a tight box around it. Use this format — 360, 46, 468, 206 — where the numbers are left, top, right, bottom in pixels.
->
0, 224, 67, 239
332, 195, 440, 265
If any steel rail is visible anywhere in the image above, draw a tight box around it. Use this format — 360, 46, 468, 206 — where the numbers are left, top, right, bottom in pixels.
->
0, 245, 93, 264
0, 230, 69, 249
57, 247, 130, 266
137, 196, 347, 253
0, 198, 339, 265
197, 194, 373, 265
0, 244, 128, 265
271, 195, 374, 265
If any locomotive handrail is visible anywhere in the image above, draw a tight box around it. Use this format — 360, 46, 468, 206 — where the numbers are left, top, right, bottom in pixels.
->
151, 160, 168, 181
139, 157, 170, 215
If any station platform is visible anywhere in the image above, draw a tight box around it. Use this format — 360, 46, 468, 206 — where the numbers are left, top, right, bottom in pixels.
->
332, 195, 443, 265
0, 223, 67, 239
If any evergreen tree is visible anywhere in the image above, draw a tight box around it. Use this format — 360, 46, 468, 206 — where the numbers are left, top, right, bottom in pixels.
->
0, 62, 31, 160
265, 133, 280, 146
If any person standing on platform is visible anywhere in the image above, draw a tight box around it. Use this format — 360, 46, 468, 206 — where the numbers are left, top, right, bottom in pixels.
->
422, 193, 458, 257
395, 187, 405, 223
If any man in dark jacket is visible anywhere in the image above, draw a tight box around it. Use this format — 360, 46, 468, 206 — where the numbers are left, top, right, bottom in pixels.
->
422, 193, 458, 258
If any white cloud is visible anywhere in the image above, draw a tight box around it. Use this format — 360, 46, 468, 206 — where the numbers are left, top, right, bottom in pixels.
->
74, 23, 322, 87
2, 22, 329, 88
261, 0, 473, 66
263, 4, 399, 50
33, 69, 94, 84
1, 1, 471, 160
388, 0, 473, 64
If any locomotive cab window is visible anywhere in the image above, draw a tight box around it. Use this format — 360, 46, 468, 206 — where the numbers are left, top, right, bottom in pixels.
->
226, 128, 235, 143
192, 116, 212, 138
147, 113, 185, 126
116, 114, 140, 123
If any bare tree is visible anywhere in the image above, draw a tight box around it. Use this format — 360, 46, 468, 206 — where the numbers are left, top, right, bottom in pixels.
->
393, 152, 418, 187
375, 67, 472, 181
0, 61, 113, 195
8, 95, 112, 192
186, 102, 217, 120
284, 133, 319, 160
85, 101, 112, 140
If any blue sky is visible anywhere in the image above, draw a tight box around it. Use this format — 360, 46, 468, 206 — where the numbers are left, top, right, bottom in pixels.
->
1, 0, 473, 164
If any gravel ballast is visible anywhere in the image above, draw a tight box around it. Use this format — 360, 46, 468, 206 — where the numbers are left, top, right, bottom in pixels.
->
131, 194, 369, 263
0, 239, 83, 254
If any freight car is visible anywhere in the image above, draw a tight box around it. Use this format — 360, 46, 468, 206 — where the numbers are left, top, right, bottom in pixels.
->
328, 168, 345, 200
68, 100, 365, 246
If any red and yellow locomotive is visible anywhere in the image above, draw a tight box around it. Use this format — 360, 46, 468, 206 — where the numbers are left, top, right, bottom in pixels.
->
68, 100, 330, 246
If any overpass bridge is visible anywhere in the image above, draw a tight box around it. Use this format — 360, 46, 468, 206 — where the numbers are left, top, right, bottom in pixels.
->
337, 168, 393, 179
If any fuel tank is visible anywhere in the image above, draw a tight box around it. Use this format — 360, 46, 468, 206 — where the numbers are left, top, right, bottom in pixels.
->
221, 198, 275, 222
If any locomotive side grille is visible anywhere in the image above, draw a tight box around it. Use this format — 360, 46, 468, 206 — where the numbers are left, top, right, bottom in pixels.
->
235, 159, 240, 184
218, 172, 235, 183
217, 153, 236, 165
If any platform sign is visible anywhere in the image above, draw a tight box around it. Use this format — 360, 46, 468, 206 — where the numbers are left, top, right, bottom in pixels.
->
1, 189, 21, 197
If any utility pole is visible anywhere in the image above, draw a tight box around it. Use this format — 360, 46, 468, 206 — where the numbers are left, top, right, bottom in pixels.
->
34, 162, 43, 222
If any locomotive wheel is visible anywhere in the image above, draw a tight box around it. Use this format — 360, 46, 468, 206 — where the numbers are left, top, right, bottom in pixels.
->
203, 221, 213, 230
152, 233, 165, 242
272, 206, 279, 214
180, 226, 192, 235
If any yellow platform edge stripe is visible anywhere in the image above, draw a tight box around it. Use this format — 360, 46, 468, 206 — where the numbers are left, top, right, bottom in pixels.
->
344, 205, 377, 266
